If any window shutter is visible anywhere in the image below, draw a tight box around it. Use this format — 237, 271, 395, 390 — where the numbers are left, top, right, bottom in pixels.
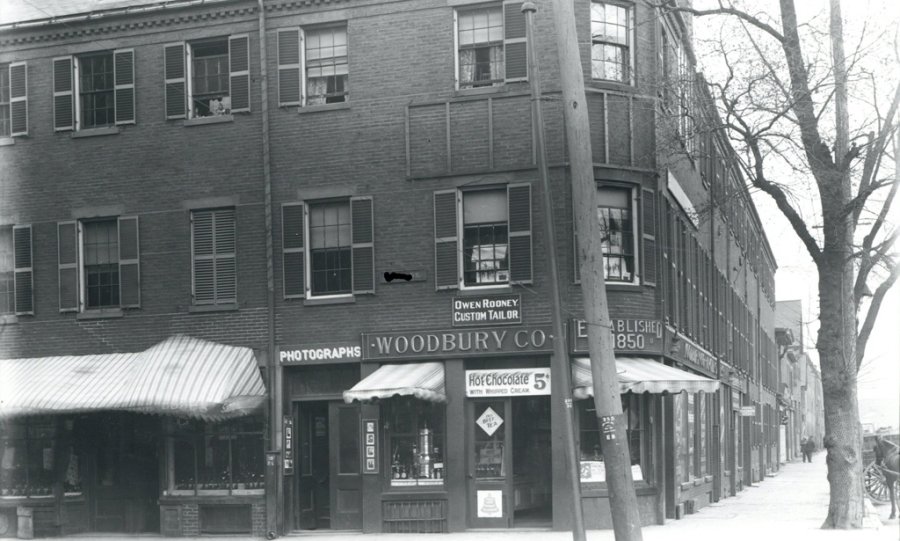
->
9, 62, 28, 136
573, 196, 580, 283
350, 196, 375, 295
433, 190, 459, 290
164, 43, 186, 119
282, 203, 305, 299
229, 35, 251, 112
118, 216, 140, 308
192, 210, 215, 304
53, 57, 74, 131
13, 225, 33, 315
641, 188, 657, 286
58, 221, 79, 312
277, 28, 302, 107
503, 1, 527, 82
113, 49, 136, 125
214, 209, 237, 303
507, 183, 533, 284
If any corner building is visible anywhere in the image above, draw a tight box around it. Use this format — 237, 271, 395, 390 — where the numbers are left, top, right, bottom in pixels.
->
0, 0, 779, 537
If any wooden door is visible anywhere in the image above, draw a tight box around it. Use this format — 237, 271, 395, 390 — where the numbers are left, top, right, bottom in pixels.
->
296, 402, 330, 530
467, 399, 512, 528
328, 402, 362, 530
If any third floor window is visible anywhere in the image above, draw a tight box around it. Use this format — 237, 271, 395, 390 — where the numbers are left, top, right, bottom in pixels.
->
591, 1, 632, 84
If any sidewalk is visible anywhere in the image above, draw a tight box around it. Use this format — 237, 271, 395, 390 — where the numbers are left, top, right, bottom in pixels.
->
54, 451, 898, 541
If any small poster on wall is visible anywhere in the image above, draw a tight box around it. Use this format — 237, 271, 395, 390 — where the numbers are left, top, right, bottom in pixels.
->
477, 490, 503, 518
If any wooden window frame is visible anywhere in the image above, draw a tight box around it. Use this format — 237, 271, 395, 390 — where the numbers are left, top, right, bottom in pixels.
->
590, 1, 634, 84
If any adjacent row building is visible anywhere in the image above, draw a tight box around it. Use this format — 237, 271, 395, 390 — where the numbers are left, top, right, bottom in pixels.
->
0, 0, 780, 537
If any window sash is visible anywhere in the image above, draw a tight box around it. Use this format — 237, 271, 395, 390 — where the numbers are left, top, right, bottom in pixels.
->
305, 26, 349, 105
187, 38, 232, 118
457, 7, 505, 88
81, 220, 120, 309
307, 200, 352, 296
0, 65, 9, 137
591, 2, 631, 82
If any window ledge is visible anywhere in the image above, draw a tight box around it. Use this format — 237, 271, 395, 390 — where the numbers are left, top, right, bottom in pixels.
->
76, 308, 123, 320
679, 481, 693, 491
0, 314, 18, 324
581, 483, 657, 497
184, 114, 234, 126
298, 102, 351, 114
456, 285, 512, 295
605, 282, 642, 291
0, 137, 15, 146
189, 303, 239, 313
304, 295, 355, 306
704, 474, 714, 483
451, 82, 529, 100
71, 126, 120, 138
587, 80, 636, 93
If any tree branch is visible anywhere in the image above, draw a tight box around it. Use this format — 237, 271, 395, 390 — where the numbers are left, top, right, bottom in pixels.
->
857, 261, 900, 370
654, 1, 785, 43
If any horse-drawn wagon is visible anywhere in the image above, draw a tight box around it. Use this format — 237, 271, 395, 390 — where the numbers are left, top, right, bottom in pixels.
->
863, 431, 899, 516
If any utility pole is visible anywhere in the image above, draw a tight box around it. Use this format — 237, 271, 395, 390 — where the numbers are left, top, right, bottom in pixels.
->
548, 0, 644, 539
522, 3, 585, 540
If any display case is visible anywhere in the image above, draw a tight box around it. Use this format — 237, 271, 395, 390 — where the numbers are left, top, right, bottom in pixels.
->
386, 399, 445, 488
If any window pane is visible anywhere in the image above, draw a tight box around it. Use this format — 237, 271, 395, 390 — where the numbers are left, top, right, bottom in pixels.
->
306, 26, 349, 104
388, 398, 446, 485
174, 439, 196, 490
79, 54, 115, 129
309, 200, 352, 295
83, 220, 120, 308
198, 434, 231, 490
474, 401, 505, 479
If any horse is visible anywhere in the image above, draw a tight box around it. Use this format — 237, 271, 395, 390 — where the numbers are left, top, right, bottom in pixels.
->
874, 436, 900, 519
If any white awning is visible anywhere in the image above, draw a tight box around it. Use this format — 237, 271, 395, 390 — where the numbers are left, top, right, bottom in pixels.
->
0, 335, 266, 420
343, 362, 445, 403
572, 357, 720, 399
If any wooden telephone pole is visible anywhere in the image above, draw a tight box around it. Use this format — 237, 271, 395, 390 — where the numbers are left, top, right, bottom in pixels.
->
548, 0, 644, 539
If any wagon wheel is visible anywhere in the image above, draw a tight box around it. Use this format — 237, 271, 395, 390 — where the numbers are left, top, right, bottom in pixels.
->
864, 462, 895, 504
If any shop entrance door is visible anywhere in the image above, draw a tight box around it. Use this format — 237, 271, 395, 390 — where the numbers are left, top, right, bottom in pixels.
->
467, 399, 513, 528
295, 401, 362, 531
80, 413, 159, 533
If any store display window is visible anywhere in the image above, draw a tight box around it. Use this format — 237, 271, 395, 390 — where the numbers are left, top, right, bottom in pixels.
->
0, 417, 61, 498
165, 416, 265, 496
577, 394, 652, 486
385, 398, 445, 487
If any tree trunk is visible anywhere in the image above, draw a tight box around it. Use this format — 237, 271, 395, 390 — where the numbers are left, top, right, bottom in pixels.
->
817, 252, 864, 528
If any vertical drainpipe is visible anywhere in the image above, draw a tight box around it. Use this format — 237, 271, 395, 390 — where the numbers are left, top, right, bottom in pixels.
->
256, 0, 281, 536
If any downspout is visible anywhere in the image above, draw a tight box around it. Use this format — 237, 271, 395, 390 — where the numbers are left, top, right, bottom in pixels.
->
256, 0, 281, 536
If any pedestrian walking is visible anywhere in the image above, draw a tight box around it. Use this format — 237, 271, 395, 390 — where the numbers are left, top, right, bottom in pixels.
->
801, 437, 814, 462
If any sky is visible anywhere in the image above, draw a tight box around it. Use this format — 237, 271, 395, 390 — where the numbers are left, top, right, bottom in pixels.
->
692, 0, 900, 431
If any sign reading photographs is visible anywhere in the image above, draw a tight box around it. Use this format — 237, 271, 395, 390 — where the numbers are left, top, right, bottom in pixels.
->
466, 368, 551, 397
452, 294, 521, 327
279, 344, 361, 364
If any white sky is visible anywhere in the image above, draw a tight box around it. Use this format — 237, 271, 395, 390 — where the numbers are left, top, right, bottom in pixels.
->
692, 0, 900, 430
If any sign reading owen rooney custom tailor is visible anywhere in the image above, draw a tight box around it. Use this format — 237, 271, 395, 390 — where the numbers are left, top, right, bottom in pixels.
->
569, 319, 664, 354
465, 368, 551, 397
452, 294, 521, 327
362, 325, 553, 361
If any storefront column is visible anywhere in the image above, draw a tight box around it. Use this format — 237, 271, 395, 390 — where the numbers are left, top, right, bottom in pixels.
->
360, 360, 381, 533
444, 359, 466, 532
550, 356, 574, 531
653, 396, 666, 523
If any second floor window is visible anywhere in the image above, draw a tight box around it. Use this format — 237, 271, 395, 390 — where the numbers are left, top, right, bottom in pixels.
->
0, 228, 13, 314
463, 189, 509, 286
82, 219, 120, 308
591, 2, 632, 83
597, 186, 635, 282
309, 200, 352, 295
305, 26, 348, 105
457, 7, 504, 88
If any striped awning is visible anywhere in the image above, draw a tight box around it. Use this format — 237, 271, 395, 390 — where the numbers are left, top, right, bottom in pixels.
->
343, 362, 445, 403
572, 357, 720, 399
0, 335, 266, 420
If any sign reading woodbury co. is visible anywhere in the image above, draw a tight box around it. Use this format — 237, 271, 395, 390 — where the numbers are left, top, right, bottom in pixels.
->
362, 325, 553, 361
569, 318, 664, 354
452, 294, 522, 327
466, 368, 551, 397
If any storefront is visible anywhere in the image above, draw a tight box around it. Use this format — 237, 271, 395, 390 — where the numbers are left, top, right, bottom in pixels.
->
0, 336, 268, 538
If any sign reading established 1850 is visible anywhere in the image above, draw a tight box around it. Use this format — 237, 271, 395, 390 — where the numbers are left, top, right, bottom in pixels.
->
569, 319, 664, 354
452, 294, 522, 327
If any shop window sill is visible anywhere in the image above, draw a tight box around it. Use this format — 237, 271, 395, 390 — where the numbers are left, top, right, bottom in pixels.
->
304, 295, 355, 306
71, 126, 120, 138
184, 114, 234, 127
189, 303, 239, 313
581, 483, 657, 498
0, 314, 18, 324
76, 308, 123, 320
298, 102, 350, 114
679, 481, 693, 491
704, 474, 714, 483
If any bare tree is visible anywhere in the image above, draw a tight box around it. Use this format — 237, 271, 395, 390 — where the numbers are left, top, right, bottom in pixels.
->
659, 0, 899, 529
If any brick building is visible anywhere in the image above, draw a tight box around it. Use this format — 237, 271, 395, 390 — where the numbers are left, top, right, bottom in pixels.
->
0, 0, 778, 536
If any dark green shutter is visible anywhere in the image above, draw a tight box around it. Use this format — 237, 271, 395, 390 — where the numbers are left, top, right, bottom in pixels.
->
114, 49, 136, 125
503, 1, 527, 82
434, 190, 459, 290
282, 203, 305, 298
118, 216, 140, 308
642, 188, 657, 286
58, 221, 79, 312
507, 183, 532, 284
9, 62, 28, 136
351, 197, 375, 295
13, 225, 33, 315
53, 57, 73, 131
277, 29, 302, 106
164, 43, 186, 119
229, 35, 250, 112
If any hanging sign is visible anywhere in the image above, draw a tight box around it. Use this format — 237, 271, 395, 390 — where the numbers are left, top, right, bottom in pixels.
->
283, 416, 294, 475
465, 368, 551, 397
452, 294, 522, 327
363, 419, 379, 474
739, 406, 756, 417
